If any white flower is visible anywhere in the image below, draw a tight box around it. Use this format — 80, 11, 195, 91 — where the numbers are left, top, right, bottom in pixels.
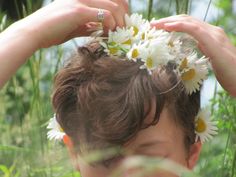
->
139, 39, 173, 74
179, 33, 198, 55
47, 114, 65, 141
146, 28, 169, 41
109, 27, 133, 45
125, 13, 150, 37
166, 33, 182, 58
178, 53, 209, 94
195, 108, 218, 143
100, 13, 210, 95
102, 27, 134, 56
126, 42, 147, 61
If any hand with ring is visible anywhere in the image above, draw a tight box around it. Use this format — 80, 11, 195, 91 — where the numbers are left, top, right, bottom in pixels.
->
0, 0, 128, 88
20, 0, 129, 48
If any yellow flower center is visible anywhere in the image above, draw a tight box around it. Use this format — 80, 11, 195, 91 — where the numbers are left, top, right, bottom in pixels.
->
181, 69, 196, 81
195, 117, 207, 133
142, 33, 145, 40
132, 49, 139, 58
146, 57, 153, 69
59, 126, 64, 133
180, 58, 188, 70
123, 39, 132, 45
109, 42, 116, 46
133, 26, 139, 36
109, 47, 118, 55
168, 41, 174, 47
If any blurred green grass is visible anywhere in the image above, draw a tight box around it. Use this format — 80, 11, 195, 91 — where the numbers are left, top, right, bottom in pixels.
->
0, 0, 236, 176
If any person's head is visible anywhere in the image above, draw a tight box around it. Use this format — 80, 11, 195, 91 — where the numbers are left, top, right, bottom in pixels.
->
51, 42, 202, 177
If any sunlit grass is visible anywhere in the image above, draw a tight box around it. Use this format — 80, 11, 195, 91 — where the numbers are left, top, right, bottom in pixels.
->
0, 0, 236, 176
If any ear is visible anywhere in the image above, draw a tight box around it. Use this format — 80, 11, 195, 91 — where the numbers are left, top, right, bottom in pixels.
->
63, 135, 80, 171
187, 141, 202, 169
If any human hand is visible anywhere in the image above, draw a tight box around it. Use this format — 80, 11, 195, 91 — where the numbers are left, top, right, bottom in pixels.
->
151, 15, 236, 97
15, 0, 128, 48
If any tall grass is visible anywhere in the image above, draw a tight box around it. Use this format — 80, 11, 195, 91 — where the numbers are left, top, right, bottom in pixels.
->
0, 0, 236, 177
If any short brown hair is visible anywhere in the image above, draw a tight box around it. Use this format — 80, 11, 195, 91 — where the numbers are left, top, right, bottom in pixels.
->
52, 43, 200, 151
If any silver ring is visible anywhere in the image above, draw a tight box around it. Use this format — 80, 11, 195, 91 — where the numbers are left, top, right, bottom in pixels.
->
97, 9, 105, 22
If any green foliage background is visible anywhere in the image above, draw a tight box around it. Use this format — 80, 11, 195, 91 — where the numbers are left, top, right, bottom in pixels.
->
0, 0, 236, 176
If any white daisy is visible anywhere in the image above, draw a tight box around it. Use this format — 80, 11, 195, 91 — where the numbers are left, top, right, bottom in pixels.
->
166, 33, 182, 58
100, 41, 123, 56
126, 42, 147, 61
109, 27, 133, 45
102, 27, 134, 56
146, 28, 169, 41
178, 53, 209, 94
139, 39, 173, 73
179, 33, 198, 55
133, 28, 167, 45
125, 13, 150, 37
47, 114, 65, 141
195, 108, 218, 143
99, 13, 210, 97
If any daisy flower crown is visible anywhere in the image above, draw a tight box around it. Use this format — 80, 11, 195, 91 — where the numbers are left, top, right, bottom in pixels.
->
47, 14, 218, 144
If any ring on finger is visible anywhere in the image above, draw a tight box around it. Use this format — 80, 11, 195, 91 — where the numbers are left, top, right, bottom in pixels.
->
97, 9, 105, 23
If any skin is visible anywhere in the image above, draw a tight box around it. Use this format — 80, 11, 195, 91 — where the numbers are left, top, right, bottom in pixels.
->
151, 15, 236, 97
67, 102, 202, 177
0, 0, 128, 88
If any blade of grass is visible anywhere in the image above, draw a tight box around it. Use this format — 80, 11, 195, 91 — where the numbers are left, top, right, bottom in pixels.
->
231, 148, 236, 177
204, 0, 212, 21
148, 0, 153, 20
175, 0, 189, 14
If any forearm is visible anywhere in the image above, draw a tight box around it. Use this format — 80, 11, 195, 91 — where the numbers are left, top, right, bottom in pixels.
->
213, 48, 236, 97
0, 20, 38, 88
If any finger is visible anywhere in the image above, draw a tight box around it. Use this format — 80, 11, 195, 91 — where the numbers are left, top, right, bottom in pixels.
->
78, 6, 116, 30
81, 0, 125, 27
150, 14, 191, 28
159, 21, 212, 45
111, 0, 129, 14
111, 0, 129, 25
65, 22, 107, 40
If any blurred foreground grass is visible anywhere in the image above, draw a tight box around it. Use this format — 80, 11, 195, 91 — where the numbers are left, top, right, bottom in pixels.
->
0, 0, 236, 176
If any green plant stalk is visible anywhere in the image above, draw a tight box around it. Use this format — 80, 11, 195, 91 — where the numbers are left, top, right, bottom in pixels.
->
54, 46, 63, 75
176, 0, 179, 14
221, 123, 232, 177
175, 0, 189, 14
211, 79, 218, 114
204, 0, 212, 21
14, 0, 21, 19
231, 148, 236, 177
148, 0, 153, 20
167, 0, 173, 15
129, 0, 132, 13
35, 50, 45, 155
188, 0, 192, 15
26, 0, 33, 14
